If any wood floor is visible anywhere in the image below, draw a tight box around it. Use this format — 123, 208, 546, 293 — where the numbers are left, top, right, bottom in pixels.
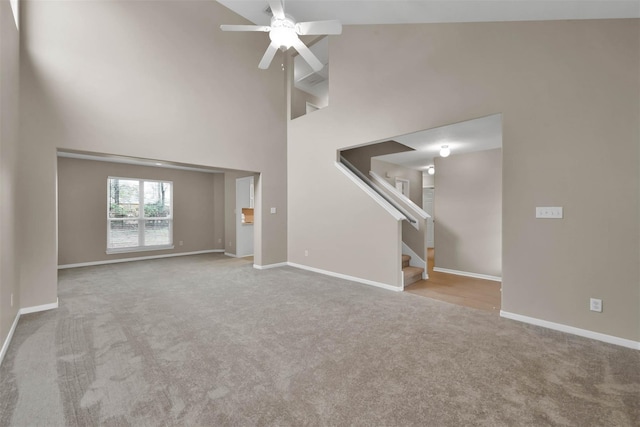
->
405, 249, 501, 313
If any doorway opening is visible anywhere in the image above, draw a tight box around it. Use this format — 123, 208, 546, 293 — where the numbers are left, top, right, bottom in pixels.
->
55, 150, 260, 268
368, 113, 503, 311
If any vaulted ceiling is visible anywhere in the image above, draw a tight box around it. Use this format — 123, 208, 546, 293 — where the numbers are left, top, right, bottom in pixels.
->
216, 0, 639, 172
217, 0, 640, 26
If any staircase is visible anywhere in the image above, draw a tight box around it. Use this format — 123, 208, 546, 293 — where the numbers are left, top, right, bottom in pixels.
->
402, 254, 424, 287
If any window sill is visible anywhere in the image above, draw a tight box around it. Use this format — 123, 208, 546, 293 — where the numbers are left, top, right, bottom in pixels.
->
107, 245, 174, 255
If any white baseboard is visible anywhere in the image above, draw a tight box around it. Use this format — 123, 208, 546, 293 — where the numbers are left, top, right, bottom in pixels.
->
500, 311, 640, 350
224, 252, 254, 259
20, 298, 59, 315
254, 262, 288, 270
1, 298, 60, 367
288, 262, 403, 292
58, 250, 224, 269
0, 312, 20, 367
433, 267, 501, 282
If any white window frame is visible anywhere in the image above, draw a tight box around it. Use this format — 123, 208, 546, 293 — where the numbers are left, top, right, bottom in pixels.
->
107, 177, 174, 254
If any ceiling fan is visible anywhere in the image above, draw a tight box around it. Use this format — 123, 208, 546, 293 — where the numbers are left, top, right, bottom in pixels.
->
220, 0, 342, 72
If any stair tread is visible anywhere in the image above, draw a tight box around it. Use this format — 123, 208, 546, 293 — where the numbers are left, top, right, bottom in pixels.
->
402, 255, 411, 262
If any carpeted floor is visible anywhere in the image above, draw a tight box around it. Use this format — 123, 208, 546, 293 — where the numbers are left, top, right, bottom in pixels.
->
0, 253, 638, 426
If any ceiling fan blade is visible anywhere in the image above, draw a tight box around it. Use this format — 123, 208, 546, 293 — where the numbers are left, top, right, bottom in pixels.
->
296, 20, 342, 36
258, 43, 279, 70
220, 25, 270, 32
268, 0, 285, 19
291, 37, 324, 72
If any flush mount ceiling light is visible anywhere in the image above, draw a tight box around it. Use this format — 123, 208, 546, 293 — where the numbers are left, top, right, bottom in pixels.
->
440, 145, 450, 157
427, 165, 435, 175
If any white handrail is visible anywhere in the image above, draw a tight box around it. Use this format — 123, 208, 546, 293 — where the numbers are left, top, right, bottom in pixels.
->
334, 162, 405, 222
369, 171, 430, 220
338, 156, 418, 224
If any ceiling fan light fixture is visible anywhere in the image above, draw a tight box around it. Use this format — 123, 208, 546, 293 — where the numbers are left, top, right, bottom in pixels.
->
220, 0, 341, 71
440, 145, 450, 157
269, 18, 297, 49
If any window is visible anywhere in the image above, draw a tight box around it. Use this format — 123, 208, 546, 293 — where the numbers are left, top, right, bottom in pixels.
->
107, 177, 173, 253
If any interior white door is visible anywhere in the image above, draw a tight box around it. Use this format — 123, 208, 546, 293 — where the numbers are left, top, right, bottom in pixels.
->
423, 187, 435, 248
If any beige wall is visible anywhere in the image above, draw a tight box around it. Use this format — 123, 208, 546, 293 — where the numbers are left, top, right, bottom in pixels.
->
289, 128, 404, 287
57, 157, 224, 265
434, 149, 502, 277
0, 0, 21, 349
371, 158, 423, 206
19, 1, 287, 309
289, 20, 639, 341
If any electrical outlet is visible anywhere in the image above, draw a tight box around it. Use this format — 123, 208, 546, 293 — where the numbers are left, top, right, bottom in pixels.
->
179, 241, 183, 246
271, 207, 277, 214
218, 238, 222, 243
304, 250, 309, 257
536, 207, 563, 219
590, 298, 602, 313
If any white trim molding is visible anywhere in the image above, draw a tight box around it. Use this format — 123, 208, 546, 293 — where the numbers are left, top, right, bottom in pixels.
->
288, 262, 403, 292
334, 161, 405, 221
106, 244, 174, 255
500, 311, 640, 350
370, 171, 429, 220
58, 250, 224, 269
254, 262, 288, 270
20, 298, 59, 315
433, 267, 501, 282
1, 299, 60, 367
0, 312, 20, 367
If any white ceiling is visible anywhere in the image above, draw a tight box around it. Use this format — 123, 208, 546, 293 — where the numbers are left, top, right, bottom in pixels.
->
374, 114, 502, 171
217, 1, 640, 26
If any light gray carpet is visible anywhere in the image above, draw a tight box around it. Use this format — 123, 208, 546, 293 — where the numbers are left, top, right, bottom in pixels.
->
0, 253, 638, 426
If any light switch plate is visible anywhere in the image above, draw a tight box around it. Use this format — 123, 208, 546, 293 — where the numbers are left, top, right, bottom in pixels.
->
270, 207, 277, 214
536, 207, 563, 219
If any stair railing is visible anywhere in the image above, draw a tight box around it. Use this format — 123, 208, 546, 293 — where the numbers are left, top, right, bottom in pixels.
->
369, 171, 430, 228
368, 171, 428, 279
339, 155, 417, 224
